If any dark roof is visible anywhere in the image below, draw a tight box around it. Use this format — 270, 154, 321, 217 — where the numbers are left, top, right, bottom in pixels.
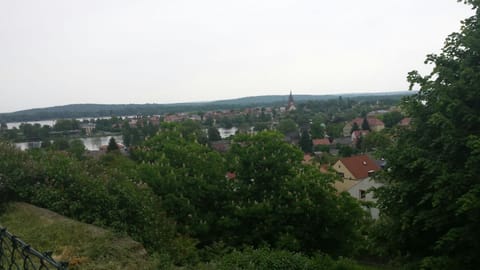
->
339, 154, 381, 179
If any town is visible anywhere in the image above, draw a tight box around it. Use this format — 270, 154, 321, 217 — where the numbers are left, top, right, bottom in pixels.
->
1, 0, 478, 267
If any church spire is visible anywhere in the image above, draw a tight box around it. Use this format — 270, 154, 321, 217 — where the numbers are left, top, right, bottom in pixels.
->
287, 91, 296, 111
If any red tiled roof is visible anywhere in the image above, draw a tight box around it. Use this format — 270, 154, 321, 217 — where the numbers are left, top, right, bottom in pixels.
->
312, 138, 331, 146
225, 172, 236, 180
303, 154, 313, 163
320, 164, 330, 173
351, 118, 364, 126
339, 154, 381, 179
367, 117, 385, 127
399, 118, 411, 126
350, 117, 384, 128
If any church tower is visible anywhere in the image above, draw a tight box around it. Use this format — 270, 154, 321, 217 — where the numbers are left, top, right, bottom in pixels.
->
287, 91, 296, 111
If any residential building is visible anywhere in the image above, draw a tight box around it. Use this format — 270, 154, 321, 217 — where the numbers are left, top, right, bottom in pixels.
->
342, 117, 385, 137
333, 154, 382, 219
333, 154, 380, 180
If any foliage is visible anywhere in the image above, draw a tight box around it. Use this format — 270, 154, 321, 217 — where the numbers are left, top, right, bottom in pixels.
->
195, 248, 378, 270
52, 138, 70, 150
326, 122, 344, 138
67, 139, 86, 160
299, 129, 313, 153
361, 118, 371, 131
107, 136, 119, 152
338, 145, 359, 157
360, 131, 391, 152
132, 125, 229, 246
277, 118, 297, 135
0, 143, 179, 257
1, 120, 374, 268
227, 132, 365, 255
310, 117, 326, 139
19, 123, 51, 141
380, 111, 403, 128
374, 2, 480, 268
207, 127, 222, 141
351, 122, 360, 134
0, 141, 24, 207
53, 119, 80, 131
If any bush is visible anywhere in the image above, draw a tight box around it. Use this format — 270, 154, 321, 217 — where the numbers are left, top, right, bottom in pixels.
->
195, 248, 375, 270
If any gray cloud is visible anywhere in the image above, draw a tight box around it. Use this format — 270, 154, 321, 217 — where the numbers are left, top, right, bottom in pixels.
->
0, 0, 474, 112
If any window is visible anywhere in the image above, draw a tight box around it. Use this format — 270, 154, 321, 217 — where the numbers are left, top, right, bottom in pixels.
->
359, 189, 366, 200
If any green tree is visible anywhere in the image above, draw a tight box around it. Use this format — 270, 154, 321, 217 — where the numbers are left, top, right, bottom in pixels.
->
299, 129, 313, 153
326, 122, 344, 138
350, 122, 360, 134
53, 119, 80, 131
227, 132, 365, 254
361, 117, 370, 131
360, 131, 391, 152
0, 142, 182, 258
52, 138, 70, 151
375, 2, 480, 268
338, 145, 358, 157
107, 137, 119, 152
381, 111, 403, 128
41, 139, 51, 149
68, 139, 86, 160
254, 122, 269, 132
132, 124, 229, 246
310, 117, 325, 139
277, 118, 297, 136
207, 126, 221, 141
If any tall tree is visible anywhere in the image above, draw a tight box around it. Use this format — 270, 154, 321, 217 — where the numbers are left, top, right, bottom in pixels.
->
361, 117, 370, 131
375, 2, 480, 268
310, 116, 326, 139
381, 111, 403, 128
107, 137, 119, 152
207, 126, 221, 141
132, 124, 228, 245
277, 118, 297, 136
350, 122, 360, 134
228, 131, 365, 254
299, 129, 313, 153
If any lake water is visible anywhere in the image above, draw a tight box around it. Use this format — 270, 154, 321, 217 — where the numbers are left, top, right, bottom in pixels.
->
218, 127, 238, 139
15, 135, 123, 151
6, 116, 120, 129
80, 135, 123, 151
7, 120, 57, 129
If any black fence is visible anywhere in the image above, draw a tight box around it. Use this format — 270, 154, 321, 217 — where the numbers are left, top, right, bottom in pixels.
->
0, 227, 68, 270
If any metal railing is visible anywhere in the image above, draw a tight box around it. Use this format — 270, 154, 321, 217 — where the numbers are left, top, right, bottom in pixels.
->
0, 227, 68, 270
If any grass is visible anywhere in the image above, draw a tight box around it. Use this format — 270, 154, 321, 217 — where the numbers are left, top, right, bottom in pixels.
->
0, 202, 157, 270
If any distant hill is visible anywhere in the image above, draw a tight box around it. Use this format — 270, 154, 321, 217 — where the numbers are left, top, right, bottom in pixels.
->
0, 91, 413, 123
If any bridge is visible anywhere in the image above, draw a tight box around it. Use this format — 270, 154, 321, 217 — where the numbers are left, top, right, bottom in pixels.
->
0, 227, 68, 270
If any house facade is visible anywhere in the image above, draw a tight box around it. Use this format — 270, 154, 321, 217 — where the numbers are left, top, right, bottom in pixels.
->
333, 154, 382, 219
346, 178, 383, 219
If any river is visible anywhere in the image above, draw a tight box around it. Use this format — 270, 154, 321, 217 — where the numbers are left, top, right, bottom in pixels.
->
15, 135, 123, 151
5, 116, 118, 129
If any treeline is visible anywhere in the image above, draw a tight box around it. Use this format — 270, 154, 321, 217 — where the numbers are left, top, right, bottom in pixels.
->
0, 94, 408, 123
0, 124, 373, 268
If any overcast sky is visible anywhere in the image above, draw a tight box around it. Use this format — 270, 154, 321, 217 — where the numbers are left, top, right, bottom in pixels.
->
0, 0, 474, 113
